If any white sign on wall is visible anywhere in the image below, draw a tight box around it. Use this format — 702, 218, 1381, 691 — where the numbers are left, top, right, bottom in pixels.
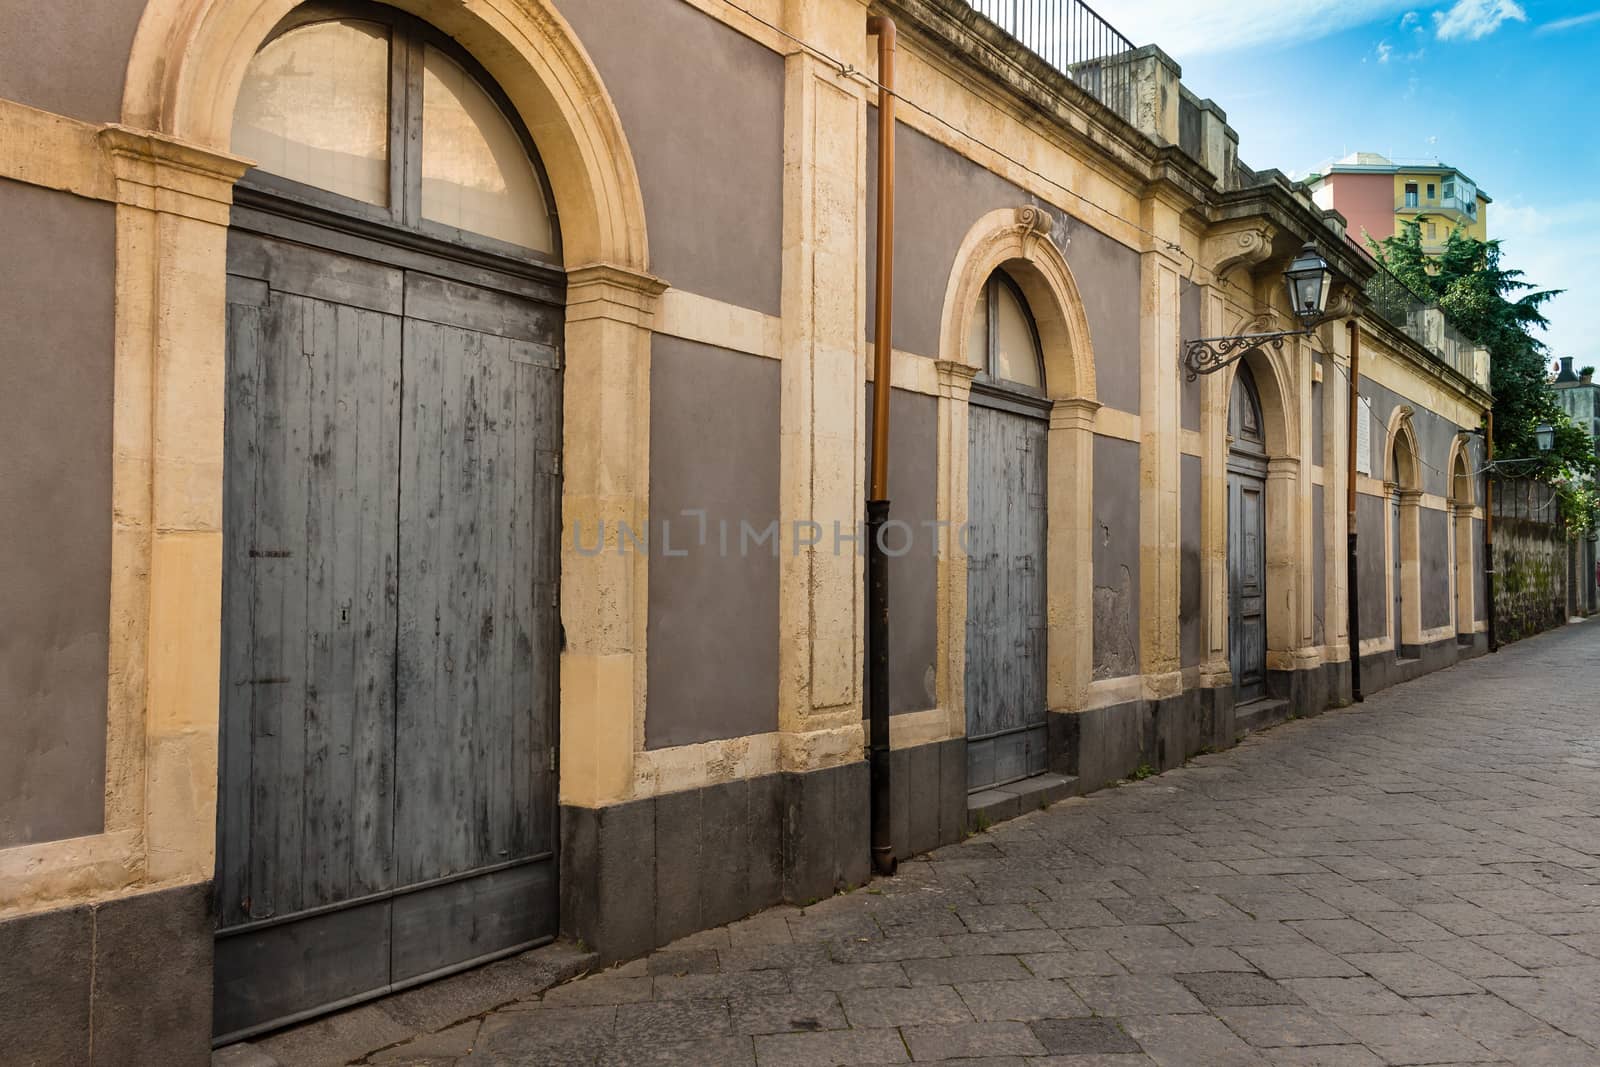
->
1355, 402, 1373, 476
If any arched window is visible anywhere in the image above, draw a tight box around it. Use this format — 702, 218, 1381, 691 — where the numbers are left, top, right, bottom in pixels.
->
1229, 363, 1265, 452
231, 4, 557, 257
968, 269, 1045, 391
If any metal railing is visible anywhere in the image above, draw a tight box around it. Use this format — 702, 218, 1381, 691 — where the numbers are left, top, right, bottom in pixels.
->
964, 0, 1139, 121
1365, 265, 1487, 386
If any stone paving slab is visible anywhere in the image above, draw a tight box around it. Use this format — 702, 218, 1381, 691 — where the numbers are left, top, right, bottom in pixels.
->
225, 623, 1600, 1065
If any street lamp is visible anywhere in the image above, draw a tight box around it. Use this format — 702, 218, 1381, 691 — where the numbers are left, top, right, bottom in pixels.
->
1182, 242, 1335, 380
1535, 423, 1556, 452
1284, 242, 1335, 328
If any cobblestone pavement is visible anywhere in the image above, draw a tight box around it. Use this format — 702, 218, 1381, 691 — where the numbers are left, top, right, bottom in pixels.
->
369, 623, 1600, 1066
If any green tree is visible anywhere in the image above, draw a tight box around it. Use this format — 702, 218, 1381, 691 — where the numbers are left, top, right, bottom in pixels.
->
1367, 219, 1594, 482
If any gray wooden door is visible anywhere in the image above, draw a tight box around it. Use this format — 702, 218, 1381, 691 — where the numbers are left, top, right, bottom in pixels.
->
1227, 366, 1267, 704
1392, 491, 1403, 651
215, 224, 562, 1041
1227, 469, 1267, 702
965, 401, 1048, 792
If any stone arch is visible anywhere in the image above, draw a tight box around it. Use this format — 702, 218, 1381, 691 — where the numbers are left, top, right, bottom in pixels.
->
939, 206, 1097, 402
122, 0, 649, 270
1447, 436, 1475, 505
1225, 344, 1297, 460
1220, 343, 1303, 690
1386, 407, 1423, 490
1384, 407, 1424, 651
105, 0, 661, 899
1447, 435, 1477, 637
934, 206, 1097, 747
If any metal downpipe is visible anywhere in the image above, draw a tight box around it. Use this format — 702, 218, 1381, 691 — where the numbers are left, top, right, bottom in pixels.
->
1485, 411, 1497, 653
1346, 320, 1363, 702
866, 13, 897, 878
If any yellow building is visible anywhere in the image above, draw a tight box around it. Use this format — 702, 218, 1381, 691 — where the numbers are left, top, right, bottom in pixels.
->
1309, 152, 1491, 254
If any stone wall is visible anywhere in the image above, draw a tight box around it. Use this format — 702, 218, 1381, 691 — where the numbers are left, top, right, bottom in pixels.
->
1493, 478, 1569, 643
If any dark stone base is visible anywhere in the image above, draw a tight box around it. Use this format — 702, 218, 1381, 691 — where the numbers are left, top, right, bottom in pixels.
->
889, 738, 968, 862
1358, 634, 1470, 696
1049, 686, 1233, 793
562, 754, 943, 963
0, 881, 213, 1066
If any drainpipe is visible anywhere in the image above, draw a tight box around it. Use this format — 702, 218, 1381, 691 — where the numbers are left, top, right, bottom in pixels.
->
866, 13, 897, 878
1485, 411, 1497, 652
1345, 320, 1363, 702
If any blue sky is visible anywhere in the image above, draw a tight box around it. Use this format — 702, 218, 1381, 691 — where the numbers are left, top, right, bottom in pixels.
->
1106, 0, 1600, 366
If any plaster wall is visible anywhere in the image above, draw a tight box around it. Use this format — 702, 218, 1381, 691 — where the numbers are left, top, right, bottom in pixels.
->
0, 0, 144, 123
865, 385, 939, 715
1092, 435, 1141, 679
1325, 171, 1398, 244
555, 0, 784, 314
646, 336, 781, 749
0, 180, 115, 849
863, 112, 1141, 413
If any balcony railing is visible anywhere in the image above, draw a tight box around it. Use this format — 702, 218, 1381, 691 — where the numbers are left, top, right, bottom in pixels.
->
1365, 266, 1489, 387
964, 0, 1139, 120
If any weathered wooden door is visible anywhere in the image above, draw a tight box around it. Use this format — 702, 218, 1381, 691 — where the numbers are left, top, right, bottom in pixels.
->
1227, 367, 1268, 703
965, 400, 1048, 792
215, 220, 562, 1041
1392, 491, 1403, 650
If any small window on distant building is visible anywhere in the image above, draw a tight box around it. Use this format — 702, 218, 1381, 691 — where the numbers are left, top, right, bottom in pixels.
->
1427, 221, 1437, 240
1467, 201, 1477, 217
1443, 180, 1455, 199
1404, 182, 1419, 208
1426, 183, 1436, 200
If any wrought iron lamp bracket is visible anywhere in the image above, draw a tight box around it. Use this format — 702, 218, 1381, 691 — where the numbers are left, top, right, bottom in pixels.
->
1181, 327, 1312, 382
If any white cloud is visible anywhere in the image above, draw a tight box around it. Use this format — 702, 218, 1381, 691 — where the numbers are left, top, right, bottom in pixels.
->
1432, 0, 1528, 40
1490, 201, 1600, 365
1103, 0, 1413, 57
1535, 9, 1600, 34
1376, 40, 1395, 61
1401, 9, 1422, 28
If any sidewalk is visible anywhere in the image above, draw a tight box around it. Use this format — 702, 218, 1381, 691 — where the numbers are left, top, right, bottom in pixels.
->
234, 621, 1600, 1066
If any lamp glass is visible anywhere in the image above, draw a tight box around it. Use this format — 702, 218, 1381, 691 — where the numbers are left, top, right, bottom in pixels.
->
1535, 423, 1555, 452
1284, 242, 1332, 326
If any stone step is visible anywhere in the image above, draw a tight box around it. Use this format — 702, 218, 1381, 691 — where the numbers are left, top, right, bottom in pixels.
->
1235, 697, 1291, 736
967, 772, 1078, 832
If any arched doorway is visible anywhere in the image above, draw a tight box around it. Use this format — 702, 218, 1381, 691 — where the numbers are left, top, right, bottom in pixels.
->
1451, 446, 1475, 639
214, 5, 564, 1040
1227, 364, 1268, 703
1389, 423, 1421, 657
965, 268, 1049, 791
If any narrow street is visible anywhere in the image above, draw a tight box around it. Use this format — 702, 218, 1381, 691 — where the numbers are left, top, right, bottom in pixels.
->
282, 622, 1600, 1067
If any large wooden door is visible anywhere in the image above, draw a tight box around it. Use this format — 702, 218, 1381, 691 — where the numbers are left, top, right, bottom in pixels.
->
215, 221, 562, 1041
1227, 366, 1268, 703
965, 400, 1048, 792
1392, 491, 1403, 651
1227, 469, 1267, 702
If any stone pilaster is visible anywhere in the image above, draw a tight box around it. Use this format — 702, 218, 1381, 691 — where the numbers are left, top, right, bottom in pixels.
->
99, 126, 253, 884
776, 0, 872, 771
1137, 203, 1184, 699
934, 359, 978, 738
560, 264, 667, 808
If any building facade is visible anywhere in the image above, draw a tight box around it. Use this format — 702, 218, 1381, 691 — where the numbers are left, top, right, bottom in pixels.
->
1309, 152, 1491, 254
0, 0, 1493, 1058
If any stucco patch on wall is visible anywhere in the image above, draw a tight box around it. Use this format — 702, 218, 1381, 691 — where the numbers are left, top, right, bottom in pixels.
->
0, 179, 114, 849
0, 0, 143, 124
555, 0, 784, 314
866, 385, 939, 714
1180, 452, 1202, 668
646, 336, 781, 749
1093, 434, 1140, 679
